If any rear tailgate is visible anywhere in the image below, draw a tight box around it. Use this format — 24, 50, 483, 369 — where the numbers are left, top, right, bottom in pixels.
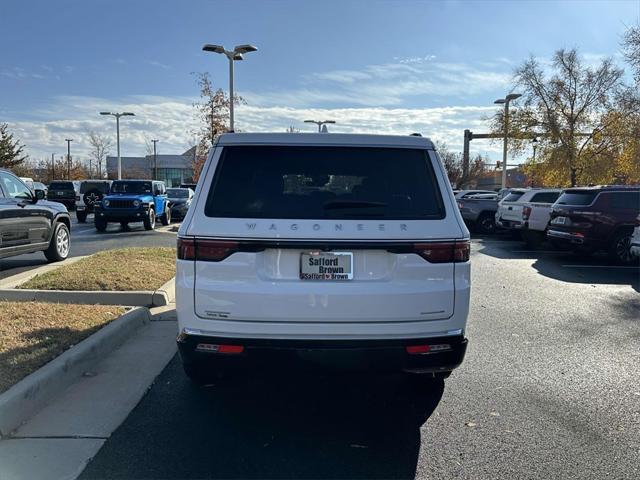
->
187, 144, 466, 325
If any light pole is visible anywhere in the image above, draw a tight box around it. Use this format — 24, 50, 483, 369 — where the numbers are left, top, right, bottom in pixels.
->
304, 120, 336, 133
151, 139, 158, 180
100, 111, 135, 180
65, 139, 73, 180
202, 43, 258, 132
532, 137, 538, 162
494, 93, 521, 189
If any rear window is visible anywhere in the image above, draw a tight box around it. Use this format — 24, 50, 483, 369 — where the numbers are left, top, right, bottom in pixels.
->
49, 182, 74, 190
530, 192, 560, 203
556, 191, 598, 206
167, 188, 189, 198
80, 182, 110, 194
205, 146, 445, 220
503, 191, 525, 202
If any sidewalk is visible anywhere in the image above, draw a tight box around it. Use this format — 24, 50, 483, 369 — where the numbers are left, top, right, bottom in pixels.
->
0, 306, 177, 480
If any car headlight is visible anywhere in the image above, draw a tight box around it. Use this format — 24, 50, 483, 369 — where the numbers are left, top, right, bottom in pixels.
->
103, 199, 110, 207
133, 200, 141, 207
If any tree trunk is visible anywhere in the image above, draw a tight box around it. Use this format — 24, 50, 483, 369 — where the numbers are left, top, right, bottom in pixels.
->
570, 167, 577, 187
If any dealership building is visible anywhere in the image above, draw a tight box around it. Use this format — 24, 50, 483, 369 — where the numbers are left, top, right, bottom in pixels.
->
106, 147, 195, 186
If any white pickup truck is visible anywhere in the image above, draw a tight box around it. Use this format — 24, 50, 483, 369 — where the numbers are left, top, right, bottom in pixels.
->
495, 188, 562, 247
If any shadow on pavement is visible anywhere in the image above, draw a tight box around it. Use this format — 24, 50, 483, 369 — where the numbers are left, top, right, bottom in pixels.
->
531, 257, 640, 291
80, 356, 445, 479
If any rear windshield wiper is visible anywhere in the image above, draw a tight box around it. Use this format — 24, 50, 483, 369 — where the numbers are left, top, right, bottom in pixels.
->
323, 201, 387, 210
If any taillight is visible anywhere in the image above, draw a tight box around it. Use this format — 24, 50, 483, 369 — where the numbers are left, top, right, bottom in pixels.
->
457, 201, 464, 209
412, 240, 470, 263
177, 237, 239, 262
522, 206, 532, 220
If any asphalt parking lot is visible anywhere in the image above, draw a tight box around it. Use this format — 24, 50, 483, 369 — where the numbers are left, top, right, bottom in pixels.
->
0, 213, 178, 280
79, 236, 640, 480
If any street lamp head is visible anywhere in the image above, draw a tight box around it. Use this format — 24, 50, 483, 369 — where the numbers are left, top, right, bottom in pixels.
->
100, 111, 113, 116
65, 138, 73, 142
121, 112, 135, 116
323, 120, 336, 124
233, 53, 244, 61
304, 120, 317, 124
234, 44, 258, 54
202, 44, 225, 54
506, 93, 522, 101
494, 99, 506, 105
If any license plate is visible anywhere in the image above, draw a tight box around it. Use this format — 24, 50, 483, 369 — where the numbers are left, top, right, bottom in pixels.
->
300, 252, 353, 280
57, 191, 65, 196
551, 216, 566, 225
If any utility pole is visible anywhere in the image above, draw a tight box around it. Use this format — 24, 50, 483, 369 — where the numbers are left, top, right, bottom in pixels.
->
304, 120, 336, 132
100, 111, 135, 179
65, 139, 73, 180
152, 139, 159, 180
51, 153, 56, 181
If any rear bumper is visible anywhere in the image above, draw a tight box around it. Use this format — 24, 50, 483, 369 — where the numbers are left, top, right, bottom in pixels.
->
177, 331, 468, 374
547, 229, 585, 244
496, 216, 526, 230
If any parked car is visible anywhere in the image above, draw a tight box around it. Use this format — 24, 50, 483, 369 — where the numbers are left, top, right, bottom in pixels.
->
495, 188, 562, 247
176, 133, 471, 384
167, 187, 194, 221
630, 215, 640, 258
94, 180, 170, 231
33, 181, 47, 196
180, 183, 197, 191
76, 180, 112, 223
47, 180, 78, 210
0, 169, 71, 262
457, 193, 499, 234
548, 186, 640, 264
454, 189, 495, 199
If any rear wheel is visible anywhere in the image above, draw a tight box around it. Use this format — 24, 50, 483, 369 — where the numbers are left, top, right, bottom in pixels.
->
44, 222, 70, 262
76, 210, 87, 223
143, 209, 156, 230
609, 229, 636, 265
95, 217, 107, 232
477, 212, 496, 234
160, 205, 171, 226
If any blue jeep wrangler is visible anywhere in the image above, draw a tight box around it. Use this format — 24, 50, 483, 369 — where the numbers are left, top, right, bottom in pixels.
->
94, 180, 171, 232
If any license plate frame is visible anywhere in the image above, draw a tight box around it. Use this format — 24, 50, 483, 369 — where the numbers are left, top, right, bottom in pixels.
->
300, 251, 354, 281
552, 216, 567, 225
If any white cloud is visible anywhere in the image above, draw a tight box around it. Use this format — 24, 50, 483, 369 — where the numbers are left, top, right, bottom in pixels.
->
147, 60, 172, 70
6, 94, 506, 163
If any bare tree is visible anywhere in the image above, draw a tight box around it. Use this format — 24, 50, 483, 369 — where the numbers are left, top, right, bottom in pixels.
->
493, 49, 626, 186
436, 142, 490, 188
623, 23, 640, 85
88, 131, 113, 179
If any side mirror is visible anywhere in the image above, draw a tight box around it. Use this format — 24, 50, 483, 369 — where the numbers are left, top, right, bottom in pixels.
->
34, 189, 46, 201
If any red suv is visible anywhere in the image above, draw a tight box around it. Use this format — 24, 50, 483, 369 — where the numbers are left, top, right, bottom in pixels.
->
547, 186, 640, 264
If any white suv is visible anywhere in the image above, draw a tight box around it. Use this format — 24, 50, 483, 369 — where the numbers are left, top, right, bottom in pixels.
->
176, 133, 470, 383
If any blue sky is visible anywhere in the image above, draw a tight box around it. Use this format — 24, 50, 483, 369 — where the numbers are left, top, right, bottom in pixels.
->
1, 0, 638, 163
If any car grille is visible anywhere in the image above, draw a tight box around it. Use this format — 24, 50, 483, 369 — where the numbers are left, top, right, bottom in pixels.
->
108, 199, 135, 208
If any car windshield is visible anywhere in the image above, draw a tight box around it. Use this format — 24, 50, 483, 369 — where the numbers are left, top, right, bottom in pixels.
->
81, 182, 111, 194
205, 145, 445, 220
49, 182, 74, 190
556, 191, 598, 206
110, 181, 152, 194
167, 189, 189, 198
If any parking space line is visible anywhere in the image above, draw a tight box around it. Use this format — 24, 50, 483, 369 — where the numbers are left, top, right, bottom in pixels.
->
560, 264, 639, 269
512, 250, 563, 254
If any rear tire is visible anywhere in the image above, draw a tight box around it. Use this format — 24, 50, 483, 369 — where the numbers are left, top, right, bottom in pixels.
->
609, 229, 636, 265
44, 222, 70, 262
477, 212, 496, 234
95, 217, 107, 232
76, 210, 87, 223
160, 205, 171, 226
143, 209, 156, 231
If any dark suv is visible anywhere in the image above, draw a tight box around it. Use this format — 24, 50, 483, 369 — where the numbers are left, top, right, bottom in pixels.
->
0, 169, 72, 262
47, 180, 78, 210
547, 186, 640, 264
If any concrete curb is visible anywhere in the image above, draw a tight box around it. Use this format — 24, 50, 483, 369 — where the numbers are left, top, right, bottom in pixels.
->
0, 277, 175, 307
0, 307, 151, 439
0, 256, 87, 289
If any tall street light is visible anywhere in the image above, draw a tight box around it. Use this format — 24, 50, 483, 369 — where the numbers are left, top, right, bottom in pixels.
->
202, 43, 258, 132
304, 120, 336, 133
100, 111, 135, 180
151, 139, 159, 180
65, 139, 73, 180
494, 93, 521, 189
